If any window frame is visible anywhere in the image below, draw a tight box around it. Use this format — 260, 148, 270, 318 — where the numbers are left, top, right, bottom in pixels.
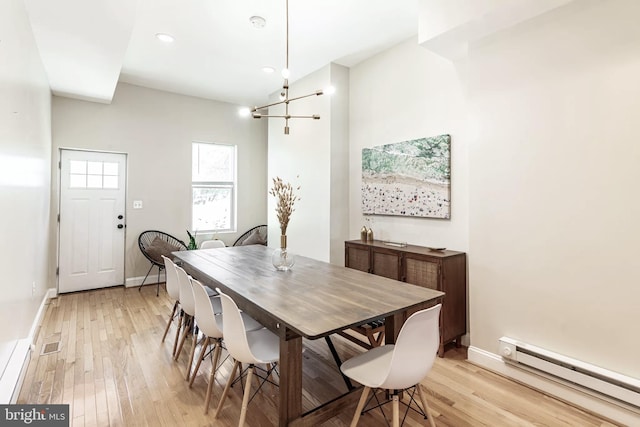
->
191, 141, 237, 233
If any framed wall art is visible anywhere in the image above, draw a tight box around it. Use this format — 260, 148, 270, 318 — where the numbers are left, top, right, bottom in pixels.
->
361, 134, 451, 219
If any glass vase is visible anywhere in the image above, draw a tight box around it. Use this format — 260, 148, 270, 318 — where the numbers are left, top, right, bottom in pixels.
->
272, 235, 295, 271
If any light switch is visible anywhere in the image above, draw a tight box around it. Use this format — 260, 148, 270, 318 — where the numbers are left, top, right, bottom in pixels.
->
133, 200, 143, 209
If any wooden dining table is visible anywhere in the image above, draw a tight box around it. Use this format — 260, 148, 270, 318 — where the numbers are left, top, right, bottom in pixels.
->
173, 244, 444, 426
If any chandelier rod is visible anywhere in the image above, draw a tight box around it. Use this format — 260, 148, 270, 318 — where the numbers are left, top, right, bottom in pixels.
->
250, 0, 323, 135
286, 0, 289, 73
253, 114, 320, 119
251, 90, 322, 113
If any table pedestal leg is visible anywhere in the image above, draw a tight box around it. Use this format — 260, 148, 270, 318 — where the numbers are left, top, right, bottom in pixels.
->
279, 331, 302, 426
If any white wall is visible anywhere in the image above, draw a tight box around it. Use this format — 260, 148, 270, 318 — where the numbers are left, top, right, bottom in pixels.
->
268, 64, 349, 264
349, 37, 469, 251
467, 0, 640, 378
329, 65, 351, 265
0, 0, 52, 337
52, 83, 268, 280
0, 0, 51, 329
350, 0, 640, 385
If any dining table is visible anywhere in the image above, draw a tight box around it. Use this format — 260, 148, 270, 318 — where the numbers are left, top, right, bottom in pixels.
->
173, 244, 444, 426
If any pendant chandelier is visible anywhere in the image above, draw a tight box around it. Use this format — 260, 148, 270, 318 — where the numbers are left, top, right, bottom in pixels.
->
251, 0, 323, 135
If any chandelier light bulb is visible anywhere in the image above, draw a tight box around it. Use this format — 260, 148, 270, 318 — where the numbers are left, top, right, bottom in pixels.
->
238, 107, 251, 117
279, 92, 286, 101
281, 68, 290, 79
324, 85, 336, 95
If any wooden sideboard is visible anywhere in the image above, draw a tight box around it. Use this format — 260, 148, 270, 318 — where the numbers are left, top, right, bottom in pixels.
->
345, 240, 467, 357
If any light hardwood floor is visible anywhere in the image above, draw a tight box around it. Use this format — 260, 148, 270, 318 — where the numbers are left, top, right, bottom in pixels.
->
19, 285, 619, 427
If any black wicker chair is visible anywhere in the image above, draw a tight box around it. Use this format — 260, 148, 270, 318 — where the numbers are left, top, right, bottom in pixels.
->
233, 224, 268, 246
138, 230, 188, 296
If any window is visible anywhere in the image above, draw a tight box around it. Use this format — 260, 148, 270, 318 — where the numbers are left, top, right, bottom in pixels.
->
192, 142, 236, 232
69, 160, 119, 189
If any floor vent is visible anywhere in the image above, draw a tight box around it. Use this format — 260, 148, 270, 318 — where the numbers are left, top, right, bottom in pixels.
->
41, 342, 61, 355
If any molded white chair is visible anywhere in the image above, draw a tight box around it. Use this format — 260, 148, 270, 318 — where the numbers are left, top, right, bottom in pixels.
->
189, 280, 264, 413
174, 266, 198, 368
214, 288, 280, 427
174, 266, 221, 371
340, 304, 442, 427
161, 256, 182, 356
174, 267, 222, 356
200, 239, 226, 249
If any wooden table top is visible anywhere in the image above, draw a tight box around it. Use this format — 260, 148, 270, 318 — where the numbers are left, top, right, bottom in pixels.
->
174, 245, 444, 340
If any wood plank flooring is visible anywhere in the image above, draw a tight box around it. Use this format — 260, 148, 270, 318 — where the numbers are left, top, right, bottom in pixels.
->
18, 285, 620, 426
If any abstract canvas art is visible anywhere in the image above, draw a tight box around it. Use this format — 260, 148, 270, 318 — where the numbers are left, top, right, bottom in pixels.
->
362, 134, 451, 219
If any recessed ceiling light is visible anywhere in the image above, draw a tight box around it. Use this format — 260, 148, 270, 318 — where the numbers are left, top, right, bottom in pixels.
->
262, 66, 275, 73
155, 33, 175, 43
250, 16, 266, 29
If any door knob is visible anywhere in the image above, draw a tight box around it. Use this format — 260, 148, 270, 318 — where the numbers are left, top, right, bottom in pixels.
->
117, 224, 124, 229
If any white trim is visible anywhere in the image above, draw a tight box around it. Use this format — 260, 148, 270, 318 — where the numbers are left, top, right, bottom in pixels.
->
467, 346, 640, 426
27, 289, 58, 344
0, 339, 31, 404
0, 290, 56, 403
125, 273, 166, 288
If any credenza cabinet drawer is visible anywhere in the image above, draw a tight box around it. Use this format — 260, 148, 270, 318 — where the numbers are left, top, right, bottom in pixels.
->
345, 240, 467, 357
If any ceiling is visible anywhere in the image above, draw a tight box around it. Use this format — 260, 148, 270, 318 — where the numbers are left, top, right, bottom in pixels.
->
23, 0, 420, 106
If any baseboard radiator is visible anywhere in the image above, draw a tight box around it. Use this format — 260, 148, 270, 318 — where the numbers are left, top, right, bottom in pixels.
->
498, 337, 640, 410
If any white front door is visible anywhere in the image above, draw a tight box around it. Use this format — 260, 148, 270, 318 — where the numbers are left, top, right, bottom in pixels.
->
58, 150, 126, 293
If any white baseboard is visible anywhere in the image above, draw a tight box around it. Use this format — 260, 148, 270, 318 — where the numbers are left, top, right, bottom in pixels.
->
0, 339, 30, 404
0, 289, 56, 404
125, 272, 166, 288
27, 289, 57, 343
467, 346, 640, 426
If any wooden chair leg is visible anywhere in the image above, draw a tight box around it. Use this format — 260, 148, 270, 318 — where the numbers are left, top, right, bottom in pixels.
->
374, 331, 385, 346
175, 315, 192, 360
350, 386, 370, 427
161, 301, 178, 343
204, 340, 222, 414
392, 392, 400, 427
186, 329, 200, 381
172, 311, 184, 357
214, 360, 239, 419
417, 384, 436, 427
238, 364, 254, 427
190, 337, 210, 388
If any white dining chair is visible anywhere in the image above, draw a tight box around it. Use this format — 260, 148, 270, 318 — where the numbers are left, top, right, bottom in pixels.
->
200, 239, 226, 249
213, 288, 280, 427
340, 304, 442, 427
189, 280, 263, 413
160, 255, 182, 356
173, 266, 216, 368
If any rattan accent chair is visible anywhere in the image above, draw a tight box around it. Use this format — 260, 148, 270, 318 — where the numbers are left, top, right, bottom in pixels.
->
232, 225, 268, 246
138, 230, 188, 296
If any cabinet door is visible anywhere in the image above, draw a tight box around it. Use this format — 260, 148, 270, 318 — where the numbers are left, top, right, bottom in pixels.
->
345, 244, 370, 273
371, 247, 402, 280
404, 256, 440, 290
